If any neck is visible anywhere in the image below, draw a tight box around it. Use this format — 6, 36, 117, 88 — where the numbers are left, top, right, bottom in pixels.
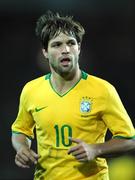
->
50, 68, 81, 95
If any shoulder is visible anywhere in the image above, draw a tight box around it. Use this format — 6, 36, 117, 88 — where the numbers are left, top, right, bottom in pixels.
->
87, 73, 114, 88
21, 74, 50, 96
24, 76, 44, 89
84, 72, 116, 95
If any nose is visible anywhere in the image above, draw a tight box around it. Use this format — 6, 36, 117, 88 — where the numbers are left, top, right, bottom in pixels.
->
61, 44, 70, 54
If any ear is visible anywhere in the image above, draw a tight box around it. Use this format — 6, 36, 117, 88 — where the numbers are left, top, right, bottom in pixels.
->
78, 43, 81, 54
42, 48, 48, 59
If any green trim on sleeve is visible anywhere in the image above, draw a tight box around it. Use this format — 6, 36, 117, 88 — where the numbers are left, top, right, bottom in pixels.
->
12, 131, 33, 140
113, 135, 135, 139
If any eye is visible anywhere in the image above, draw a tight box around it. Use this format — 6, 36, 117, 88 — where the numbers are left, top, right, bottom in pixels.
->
68, 40, 76, 46
52, 42, 61, 47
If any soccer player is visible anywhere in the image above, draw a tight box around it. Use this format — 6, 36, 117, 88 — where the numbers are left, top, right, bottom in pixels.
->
11, 11, 135, 180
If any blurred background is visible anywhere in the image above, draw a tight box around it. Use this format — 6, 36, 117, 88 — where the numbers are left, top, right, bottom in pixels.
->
1, 0, 135, 179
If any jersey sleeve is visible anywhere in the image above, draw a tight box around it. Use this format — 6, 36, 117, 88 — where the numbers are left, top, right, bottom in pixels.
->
102, 83, 135, 139
11, 83, 35, 139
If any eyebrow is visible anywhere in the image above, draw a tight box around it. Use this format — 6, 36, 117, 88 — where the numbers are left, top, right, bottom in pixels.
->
50, 38, 76, 45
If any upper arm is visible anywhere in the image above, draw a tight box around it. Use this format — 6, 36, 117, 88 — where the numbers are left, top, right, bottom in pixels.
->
102, 84, 135, 139
11, 84, 35, 139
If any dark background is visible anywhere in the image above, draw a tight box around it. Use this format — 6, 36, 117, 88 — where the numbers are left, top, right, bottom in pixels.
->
1, 0, 135, 179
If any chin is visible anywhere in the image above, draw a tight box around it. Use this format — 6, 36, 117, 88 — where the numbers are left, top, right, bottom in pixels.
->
59, 65, 73, 73
59, 68, 76, 78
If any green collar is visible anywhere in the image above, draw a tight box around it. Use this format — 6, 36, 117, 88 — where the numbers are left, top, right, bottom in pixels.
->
44, 71, 88, 97
45, 70, 88, 80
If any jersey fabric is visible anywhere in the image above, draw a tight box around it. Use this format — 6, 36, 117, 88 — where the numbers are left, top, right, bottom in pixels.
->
11, 71, 135, 180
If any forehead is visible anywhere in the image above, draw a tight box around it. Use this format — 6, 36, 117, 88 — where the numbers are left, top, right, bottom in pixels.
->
49, 32, 77, 44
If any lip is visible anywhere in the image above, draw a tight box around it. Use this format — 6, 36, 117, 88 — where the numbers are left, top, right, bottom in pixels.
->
60, 57, 71, 66
60, 58, 70, 62
60, 56, 71, 62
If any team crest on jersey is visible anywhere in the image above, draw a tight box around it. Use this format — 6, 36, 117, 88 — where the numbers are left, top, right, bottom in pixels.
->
80, 97, 92, 113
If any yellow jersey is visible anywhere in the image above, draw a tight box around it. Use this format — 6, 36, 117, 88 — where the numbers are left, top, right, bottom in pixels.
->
11, 71, 135, 180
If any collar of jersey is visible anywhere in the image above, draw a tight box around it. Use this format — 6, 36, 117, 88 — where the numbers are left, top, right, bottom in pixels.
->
45, 70, 88, 97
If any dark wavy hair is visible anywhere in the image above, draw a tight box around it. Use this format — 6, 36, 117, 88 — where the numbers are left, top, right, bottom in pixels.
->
35, 10, 85, 49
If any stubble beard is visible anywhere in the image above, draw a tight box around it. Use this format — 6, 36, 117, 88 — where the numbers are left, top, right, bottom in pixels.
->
50, 58, 79, 78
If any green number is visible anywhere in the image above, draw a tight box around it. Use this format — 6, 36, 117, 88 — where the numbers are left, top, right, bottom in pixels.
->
54, 124, 72, 147
54, 124, 60, 147
61, 125, 72, 147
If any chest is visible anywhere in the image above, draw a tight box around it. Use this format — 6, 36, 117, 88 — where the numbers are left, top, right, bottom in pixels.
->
30, 90, 105, 129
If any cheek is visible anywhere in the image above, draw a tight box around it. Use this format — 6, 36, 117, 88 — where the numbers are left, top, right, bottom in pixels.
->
51, 51, 60, 58
48, 52, 58, 60
48, 52, 60, 65
72, 47, 80, 55
73, 50, 80, 57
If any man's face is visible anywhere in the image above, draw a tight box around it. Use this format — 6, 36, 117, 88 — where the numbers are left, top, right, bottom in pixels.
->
43, 32, 80, 75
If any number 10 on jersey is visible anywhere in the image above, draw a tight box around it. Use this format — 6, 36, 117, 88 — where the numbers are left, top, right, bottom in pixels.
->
54, 124, 72, 147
